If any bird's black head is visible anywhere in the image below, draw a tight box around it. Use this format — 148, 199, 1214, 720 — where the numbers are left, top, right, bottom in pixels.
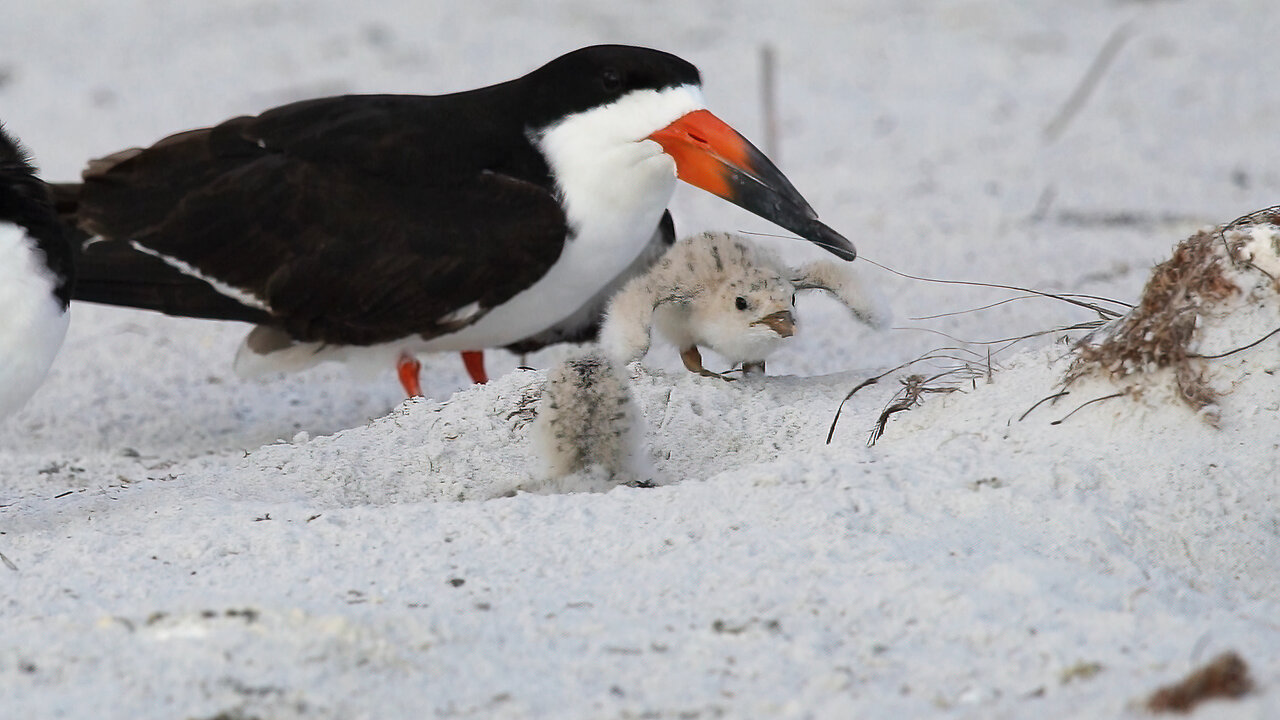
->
520, 45, 702, 130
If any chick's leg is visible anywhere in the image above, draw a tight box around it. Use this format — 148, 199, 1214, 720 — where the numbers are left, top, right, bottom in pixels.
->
680, 346, 734, 381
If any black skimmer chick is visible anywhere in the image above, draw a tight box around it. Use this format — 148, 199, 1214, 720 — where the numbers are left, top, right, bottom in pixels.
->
529, 349, 655, 486
60, 45, 855, 398
0, 126, 73, 418
601, 231, 887, 378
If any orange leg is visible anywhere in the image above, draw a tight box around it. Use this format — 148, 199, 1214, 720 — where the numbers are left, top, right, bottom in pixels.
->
461, 350, 488, 384
397, 352, 424, 398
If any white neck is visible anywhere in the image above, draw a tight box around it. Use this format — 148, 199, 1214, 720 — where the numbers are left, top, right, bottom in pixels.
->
533, 83, 705, 239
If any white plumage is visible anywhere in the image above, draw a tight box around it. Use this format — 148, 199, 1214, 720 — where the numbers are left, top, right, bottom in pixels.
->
600, 231, 888, 377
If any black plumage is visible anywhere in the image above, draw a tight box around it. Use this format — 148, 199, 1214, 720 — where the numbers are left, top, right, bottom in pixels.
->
59, 45, 699, 349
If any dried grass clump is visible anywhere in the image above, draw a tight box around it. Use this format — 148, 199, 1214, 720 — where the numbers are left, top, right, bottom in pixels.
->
1066, 212, 1279, 417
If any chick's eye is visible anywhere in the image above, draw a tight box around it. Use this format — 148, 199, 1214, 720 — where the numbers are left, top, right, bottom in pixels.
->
735, 296, 748, 311
601, 67, 622, 92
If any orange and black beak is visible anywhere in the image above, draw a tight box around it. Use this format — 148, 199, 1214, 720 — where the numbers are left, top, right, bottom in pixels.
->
648, 109, 856, 261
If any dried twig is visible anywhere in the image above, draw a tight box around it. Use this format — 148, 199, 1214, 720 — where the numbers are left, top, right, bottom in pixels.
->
1050, 392, 1125, 425
738, 237, 1130, 322
1220, 204, 1280, 236
759, 44, 780, 163
858, 256, 1128, 319
869, 376, 926, 445
899, 320, 1108, 352
912, 293, 1131, 321
1020, 391, 1071, 422
910, 294, 1047, 321
826, 349, 983, 444
869, 371, 966, 445
1189, 324, 1280, 360
1044, 22, 1134, 142
825, 376, 880, 444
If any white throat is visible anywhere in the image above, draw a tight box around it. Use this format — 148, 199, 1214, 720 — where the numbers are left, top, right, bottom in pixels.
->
534, 83, 706, 239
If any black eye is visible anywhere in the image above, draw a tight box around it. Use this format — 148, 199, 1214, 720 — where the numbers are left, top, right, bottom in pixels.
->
601, 67, 622, 92
791, 294, 797, 306
735, 296, 748, 311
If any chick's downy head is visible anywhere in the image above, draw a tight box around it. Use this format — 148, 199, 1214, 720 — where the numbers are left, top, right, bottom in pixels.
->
689, 262, 797, 364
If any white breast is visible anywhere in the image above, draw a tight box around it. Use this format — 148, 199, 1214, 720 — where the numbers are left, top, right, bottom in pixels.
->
0, 223, 69, 418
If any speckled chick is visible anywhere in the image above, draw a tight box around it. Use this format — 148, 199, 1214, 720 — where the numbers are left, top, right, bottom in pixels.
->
529, 350, 655, 483
600, 231, 887, 378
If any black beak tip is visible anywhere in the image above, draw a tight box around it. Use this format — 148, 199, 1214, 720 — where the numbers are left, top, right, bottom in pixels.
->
806, 221, 857, 262
718, 163, 857, 261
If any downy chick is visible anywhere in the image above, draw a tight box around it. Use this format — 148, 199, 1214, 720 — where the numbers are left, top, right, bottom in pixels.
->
601, 231, 887, 378
529, 350, 655, 485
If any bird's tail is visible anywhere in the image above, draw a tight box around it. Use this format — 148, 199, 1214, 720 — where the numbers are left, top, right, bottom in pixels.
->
53, 182, 273, 325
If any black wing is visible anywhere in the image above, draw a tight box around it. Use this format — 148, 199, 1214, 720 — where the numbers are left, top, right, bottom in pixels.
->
70, 95, 565, 346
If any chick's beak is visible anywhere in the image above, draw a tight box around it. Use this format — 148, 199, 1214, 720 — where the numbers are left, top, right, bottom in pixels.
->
753, 310, 796, 338
647, 109, 856, 261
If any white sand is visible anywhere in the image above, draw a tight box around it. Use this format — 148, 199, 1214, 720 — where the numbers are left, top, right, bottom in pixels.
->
2, 1, 1278, 717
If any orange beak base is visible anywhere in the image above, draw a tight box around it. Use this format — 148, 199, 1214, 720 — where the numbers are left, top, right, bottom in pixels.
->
647, 110, 856, 261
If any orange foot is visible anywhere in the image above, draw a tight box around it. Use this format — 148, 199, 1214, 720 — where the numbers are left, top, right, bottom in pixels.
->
397, 352, 423, 398
461, 350, 488, 384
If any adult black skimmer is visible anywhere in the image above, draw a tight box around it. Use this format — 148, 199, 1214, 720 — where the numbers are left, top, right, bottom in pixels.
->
0, 126, 73, 419
60, 44, 854, 397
